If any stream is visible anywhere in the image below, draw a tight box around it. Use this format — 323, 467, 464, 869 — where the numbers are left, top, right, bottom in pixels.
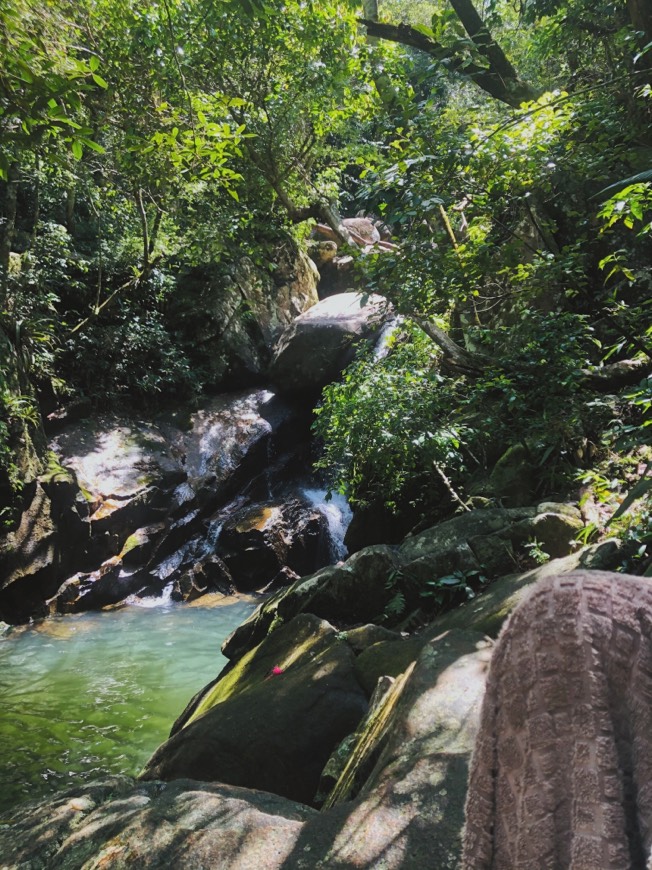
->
0, 597, 255, 814
0, 387, 354, 817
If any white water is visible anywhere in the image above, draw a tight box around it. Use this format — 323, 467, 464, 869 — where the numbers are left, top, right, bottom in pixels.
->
301, 487, 352, 561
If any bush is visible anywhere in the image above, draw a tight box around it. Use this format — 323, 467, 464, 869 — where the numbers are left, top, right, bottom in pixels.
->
313, 323, 468, 510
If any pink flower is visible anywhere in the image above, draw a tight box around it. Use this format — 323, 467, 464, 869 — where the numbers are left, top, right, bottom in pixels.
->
271, 666, 284, 675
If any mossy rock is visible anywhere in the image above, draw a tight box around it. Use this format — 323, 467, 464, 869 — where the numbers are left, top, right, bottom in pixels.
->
489, 444, 535, 507
354, 636, 426, 696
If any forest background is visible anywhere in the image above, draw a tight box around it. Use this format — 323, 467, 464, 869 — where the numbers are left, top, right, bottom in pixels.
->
2, 0, 652, 568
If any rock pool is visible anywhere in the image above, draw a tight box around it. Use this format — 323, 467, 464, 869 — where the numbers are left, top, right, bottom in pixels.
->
0, 597, 255, 814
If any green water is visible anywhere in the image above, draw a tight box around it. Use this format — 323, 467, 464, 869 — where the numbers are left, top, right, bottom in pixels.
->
0, 598, 255, 814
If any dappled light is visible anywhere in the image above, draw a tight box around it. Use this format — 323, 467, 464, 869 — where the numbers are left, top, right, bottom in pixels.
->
2, 0, 652, 864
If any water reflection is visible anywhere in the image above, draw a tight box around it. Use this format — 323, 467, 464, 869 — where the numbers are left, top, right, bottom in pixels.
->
0, 598, 255, 813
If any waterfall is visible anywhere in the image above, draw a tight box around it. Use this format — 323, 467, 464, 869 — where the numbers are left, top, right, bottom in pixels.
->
301, 487, 352, 561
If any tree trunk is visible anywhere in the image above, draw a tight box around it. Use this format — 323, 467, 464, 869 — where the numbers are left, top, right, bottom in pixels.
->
135, 188, 149, 271
628, 0, 652, 42
65, 186, 76, 234
359, 19, 539, 108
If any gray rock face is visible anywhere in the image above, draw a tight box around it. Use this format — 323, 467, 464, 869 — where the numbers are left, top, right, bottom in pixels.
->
141, 614, 369, 805
269, 292, 390, 394
169, 238, 319, 390
0, 460, 91, 622
223, 503, 586, 663
6, 390, 301, 621
310, 628, 490, 869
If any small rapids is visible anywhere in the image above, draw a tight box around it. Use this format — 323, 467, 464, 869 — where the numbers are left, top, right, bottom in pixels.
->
301, 487, 352, 561
0, 598, 255, 813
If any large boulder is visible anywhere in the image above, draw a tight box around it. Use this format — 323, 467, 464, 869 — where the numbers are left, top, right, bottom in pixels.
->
169, 238, 319, 390
269, 292, 390, 394
218, 499, 331, 591
140, 614, 369, 805
398, 502, 584, 579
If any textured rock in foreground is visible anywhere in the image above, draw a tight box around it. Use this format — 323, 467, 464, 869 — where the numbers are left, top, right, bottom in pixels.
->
140, 614, 369, 805
0, 776, 314, 869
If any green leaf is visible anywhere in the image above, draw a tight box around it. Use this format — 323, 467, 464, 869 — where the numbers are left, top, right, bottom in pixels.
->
89, 56, 100, 72
592, 170, 652, 202
227, 187, 240, 202
607, 478, 652, 524
71, 140, 83, 160
92, 73, 108, 89
79, 137, 105, 154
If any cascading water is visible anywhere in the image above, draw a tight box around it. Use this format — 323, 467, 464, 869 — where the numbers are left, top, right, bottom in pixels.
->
301, 487, 352, 561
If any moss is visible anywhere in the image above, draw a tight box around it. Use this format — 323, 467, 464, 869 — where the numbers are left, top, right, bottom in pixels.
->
324, 664, 415, 808
184, 626, 329, 728
39, 451, 76, 485
234, 505, 278, 533
120, 532, 142, 557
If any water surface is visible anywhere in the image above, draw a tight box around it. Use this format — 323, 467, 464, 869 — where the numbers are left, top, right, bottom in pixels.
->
0, 598, 255, 814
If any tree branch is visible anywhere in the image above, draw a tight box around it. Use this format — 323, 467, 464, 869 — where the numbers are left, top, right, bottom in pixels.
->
359, 19, 539, 108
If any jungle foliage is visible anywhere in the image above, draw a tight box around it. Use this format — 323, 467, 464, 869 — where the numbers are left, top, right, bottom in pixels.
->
1, 0, 652, 548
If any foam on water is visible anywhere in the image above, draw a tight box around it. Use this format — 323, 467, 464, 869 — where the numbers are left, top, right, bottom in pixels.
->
301, 487, 352, 561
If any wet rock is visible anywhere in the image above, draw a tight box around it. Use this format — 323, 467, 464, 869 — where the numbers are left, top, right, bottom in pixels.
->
172, 555, 234, 602
218, 499, 331, 591
49, 561, 151, 614
269, 292, 390, 395
0, 776, 314, 870
141, 614, 369, 805
169, 390, 296, 490
39, 390, 302, 618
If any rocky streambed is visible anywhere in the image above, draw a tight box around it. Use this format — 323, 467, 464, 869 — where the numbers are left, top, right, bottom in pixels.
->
0, 291, 630, 868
